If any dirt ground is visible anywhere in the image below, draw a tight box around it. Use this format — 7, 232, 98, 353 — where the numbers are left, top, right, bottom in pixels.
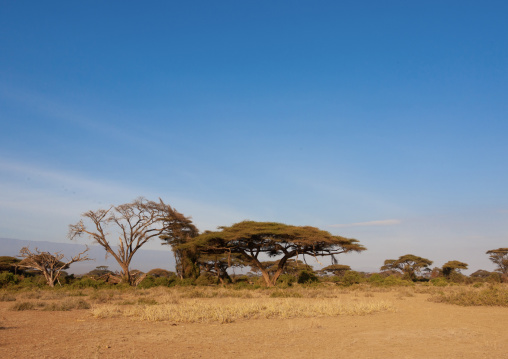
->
1, 291, 507, 359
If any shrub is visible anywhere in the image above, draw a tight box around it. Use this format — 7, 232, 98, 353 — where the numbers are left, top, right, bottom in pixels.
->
270, 290, 302, 298
276, 274, 296, 287
368, 274, 413, 287
71, 277, 108, 289
338, 271, 365, 286
297, 270, 319, 284
430, 278, 448, 287
10, 301, 40, 311
171, 278, 196, 287
0, 293, 16, 302
0, 272, 20, 287
194, 274, 217, 286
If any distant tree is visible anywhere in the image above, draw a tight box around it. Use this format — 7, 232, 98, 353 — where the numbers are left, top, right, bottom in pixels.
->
441, 260, 468, 278
17, 246, 91, 287
381, 254, 433, 281
69, 197, 181, 285
186, 221, 366, 287
147, 268, 176, 278
470, 269, 492, 279
0, 256, 21, 274
486, 248, 508, 276
320, 264, 351, 276
86, 266, 114, 277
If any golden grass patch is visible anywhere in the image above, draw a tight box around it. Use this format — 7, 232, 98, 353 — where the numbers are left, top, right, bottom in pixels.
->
91, 298, 395, 323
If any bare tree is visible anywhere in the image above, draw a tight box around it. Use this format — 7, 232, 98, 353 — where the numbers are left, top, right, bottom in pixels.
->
18, 246, 91, 287
68, 197, 181, 285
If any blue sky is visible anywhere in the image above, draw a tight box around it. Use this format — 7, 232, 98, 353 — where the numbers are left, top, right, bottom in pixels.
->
1, 1, 507, 273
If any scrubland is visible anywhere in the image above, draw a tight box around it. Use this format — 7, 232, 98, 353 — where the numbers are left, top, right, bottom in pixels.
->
1, 282, 508, 358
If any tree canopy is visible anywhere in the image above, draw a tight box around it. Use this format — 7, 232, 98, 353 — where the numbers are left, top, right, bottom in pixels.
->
442, 260, 468, 278
320, 264, 352, 276
486, 248, 508, 276
186, 221, 366, 287
381, 254, 433, 281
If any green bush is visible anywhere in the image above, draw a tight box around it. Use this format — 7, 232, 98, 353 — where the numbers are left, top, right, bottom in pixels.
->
0, 271, 20, 287
194, 274, 217, 286
368, 274, 413, 287
430, 277, 449, 287
276, 274, 296, 287
297, 270, 319, 284
171, 278, 196, 287
70, 277, 108, 289
338, 271, 365, 286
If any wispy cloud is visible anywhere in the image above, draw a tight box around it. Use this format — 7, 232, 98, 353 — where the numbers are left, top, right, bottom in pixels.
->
329, 219, 401, 228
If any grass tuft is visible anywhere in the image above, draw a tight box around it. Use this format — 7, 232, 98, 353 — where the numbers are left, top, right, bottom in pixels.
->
430, 286, 508, 307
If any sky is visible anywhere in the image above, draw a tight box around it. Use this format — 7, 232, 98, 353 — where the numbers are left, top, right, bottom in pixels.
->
1, 1, 507, 274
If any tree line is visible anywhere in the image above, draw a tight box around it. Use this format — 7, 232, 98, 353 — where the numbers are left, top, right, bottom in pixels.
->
3, 198, 508, 287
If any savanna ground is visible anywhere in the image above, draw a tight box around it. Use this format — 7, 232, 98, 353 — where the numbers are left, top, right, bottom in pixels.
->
1, 284, 508, 359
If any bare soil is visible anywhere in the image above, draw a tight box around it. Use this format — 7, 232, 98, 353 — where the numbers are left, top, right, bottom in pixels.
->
1, 291, 507, 359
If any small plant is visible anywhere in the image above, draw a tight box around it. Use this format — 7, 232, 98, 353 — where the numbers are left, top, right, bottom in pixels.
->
430, 278, 448, 287
0, 292, 16, 301
10, 301, 42, 311
137, 297, 158, 305
270, 290, 302, 298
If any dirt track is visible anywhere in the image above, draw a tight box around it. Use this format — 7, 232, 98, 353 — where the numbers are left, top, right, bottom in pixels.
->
1, 292, 507, 359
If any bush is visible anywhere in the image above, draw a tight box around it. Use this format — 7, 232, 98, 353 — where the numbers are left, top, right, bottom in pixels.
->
71, 277, 108, 289
276, 274, 296, 287
297, 270, 319, 284
194, 274, 217, 286
338, 271, 365, 286
367, 274, 413, 287
171, 278, 196, 287
0, 271, 20, 287
430, 277, 449, 287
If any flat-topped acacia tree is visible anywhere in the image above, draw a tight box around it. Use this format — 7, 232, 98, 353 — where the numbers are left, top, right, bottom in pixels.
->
486, 248, 508, 276
381, 254, 433, 281
186, 221, 366, 287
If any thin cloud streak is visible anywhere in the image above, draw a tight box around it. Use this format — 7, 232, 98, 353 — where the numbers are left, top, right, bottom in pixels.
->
330, 219, 401, 228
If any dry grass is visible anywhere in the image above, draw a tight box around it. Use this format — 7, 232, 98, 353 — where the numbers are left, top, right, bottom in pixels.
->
91, 297, 395, 323
429, 285, 508, 307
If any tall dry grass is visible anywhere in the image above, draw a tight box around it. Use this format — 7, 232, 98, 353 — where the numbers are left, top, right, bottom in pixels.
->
91, 297, 395, 323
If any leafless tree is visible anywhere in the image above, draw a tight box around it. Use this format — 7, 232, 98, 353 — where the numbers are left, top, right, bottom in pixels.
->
18, 246, 91, 287
68, 197, 184, 285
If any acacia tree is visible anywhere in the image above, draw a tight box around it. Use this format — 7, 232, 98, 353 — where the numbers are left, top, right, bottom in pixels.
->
198, 252, 244, 284
69, 197, 183, 285
186, 221, 366, 287
159, 211, 199, 279
257, 259, 314, 276
17, 246, 91, 287
442, 260, 468, 278
320, 264, 351, 276
380, 254, 433, 281
486, 248, 508, 276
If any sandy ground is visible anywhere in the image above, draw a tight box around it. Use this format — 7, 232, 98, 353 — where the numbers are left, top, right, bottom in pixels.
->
1, 292, 507, 359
